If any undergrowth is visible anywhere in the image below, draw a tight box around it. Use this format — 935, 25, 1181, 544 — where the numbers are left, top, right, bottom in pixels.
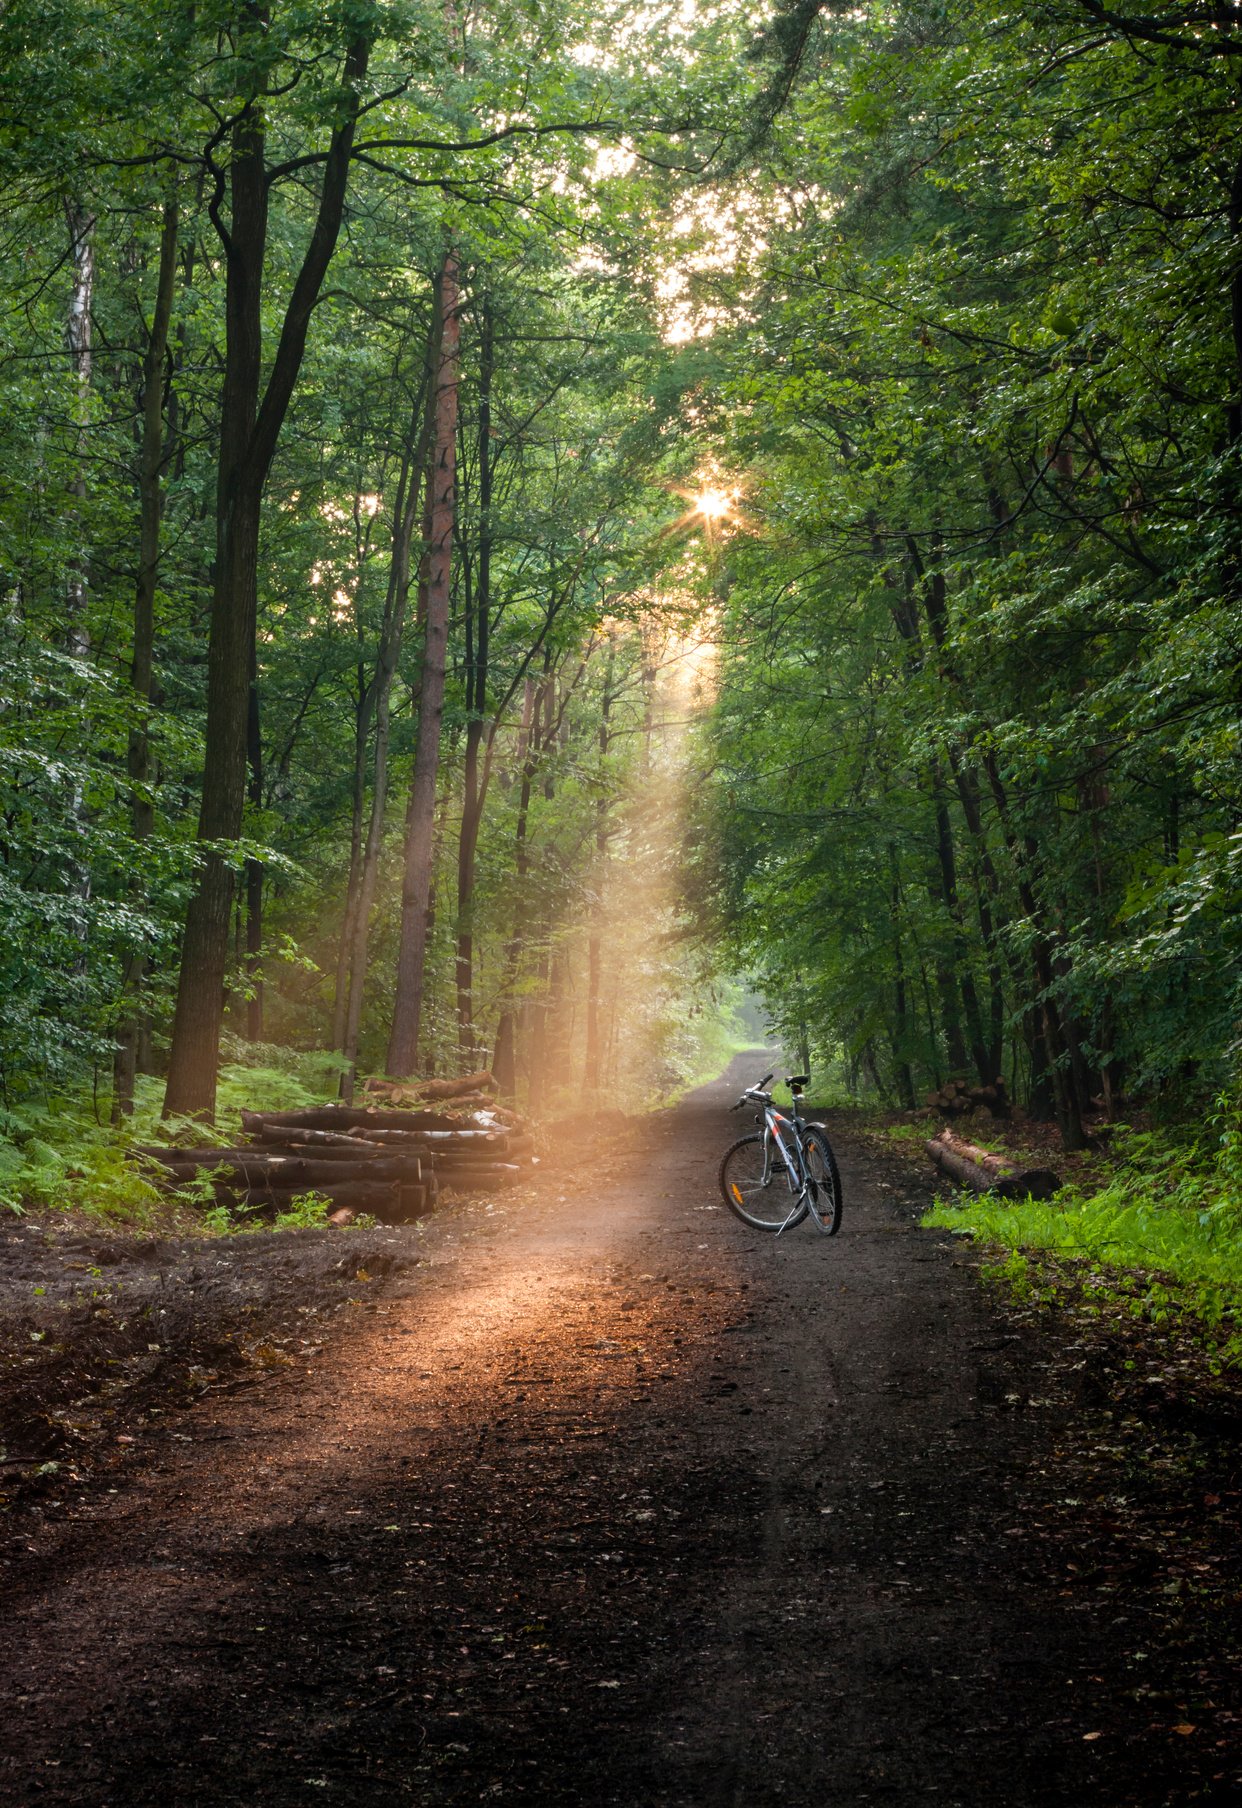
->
925, 1092, 1242, 1362
0, 1041, 345, 1224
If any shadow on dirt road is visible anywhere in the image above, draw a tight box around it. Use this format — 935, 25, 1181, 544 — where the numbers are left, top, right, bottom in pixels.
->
0, 1054, 1232, 1805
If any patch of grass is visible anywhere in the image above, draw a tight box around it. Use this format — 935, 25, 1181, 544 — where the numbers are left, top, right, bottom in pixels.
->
868, 1116, 936, 1144
926, 1107, 1242, 1362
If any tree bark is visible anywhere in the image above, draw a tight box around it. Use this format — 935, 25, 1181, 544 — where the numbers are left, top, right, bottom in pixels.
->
492, 673, 540, 1098
583, 635, 617, 1096
113, 192, 178, 1119
62, 198, 96, 943
338, 318, 440, 1100
63, 198, 95, 665
456, 297, 494, 1060
387, 250, 461, 1078
245, 646, 264, 1040
889, 857, 918, 1108
163, 25, 372, 1119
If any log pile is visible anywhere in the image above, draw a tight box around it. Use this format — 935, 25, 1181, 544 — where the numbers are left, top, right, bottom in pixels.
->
924, 1077, 1011, 1120
925, 1128, 1059, 1201
137, 1069, 537, 1224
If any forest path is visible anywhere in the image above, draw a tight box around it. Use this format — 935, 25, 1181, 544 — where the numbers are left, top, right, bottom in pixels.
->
1, 1055, 1154, 1805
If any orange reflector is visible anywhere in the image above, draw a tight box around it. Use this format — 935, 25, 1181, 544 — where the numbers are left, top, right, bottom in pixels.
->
731, 1183, 743, 1204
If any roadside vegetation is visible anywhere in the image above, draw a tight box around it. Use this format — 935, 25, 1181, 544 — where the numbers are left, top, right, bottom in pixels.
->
928, 1108, 1242, 1366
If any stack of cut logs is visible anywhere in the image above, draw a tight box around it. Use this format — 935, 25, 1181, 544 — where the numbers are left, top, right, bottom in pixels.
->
137, 1069, 535, 1225
924, 1077, 1011, 1119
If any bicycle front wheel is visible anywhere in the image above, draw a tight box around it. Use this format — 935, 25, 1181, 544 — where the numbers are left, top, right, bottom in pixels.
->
803, 1126, 843, 1235
719, 1133, 808, 1232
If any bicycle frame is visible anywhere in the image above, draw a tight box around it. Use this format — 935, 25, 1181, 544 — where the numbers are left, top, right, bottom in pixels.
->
754, 1099, 820, 1233
762, 1103, 807, 1193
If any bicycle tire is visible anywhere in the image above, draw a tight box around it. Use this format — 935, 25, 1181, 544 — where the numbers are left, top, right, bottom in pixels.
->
719, 1133, 809, 1232
802, 1126, 843, 1235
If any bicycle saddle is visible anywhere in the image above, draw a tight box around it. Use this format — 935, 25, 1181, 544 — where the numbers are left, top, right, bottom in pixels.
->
786, 1073, 809, 1090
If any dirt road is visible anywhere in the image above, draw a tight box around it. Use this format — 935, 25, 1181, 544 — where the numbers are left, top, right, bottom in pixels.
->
0, 1056, 1233, 1805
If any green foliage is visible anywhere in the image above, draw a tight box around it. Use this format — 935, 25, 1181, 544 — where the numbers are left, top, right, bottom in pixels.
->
0, 1049, 343, 1220
0, 1098, 162, 1222
926, 1107, 1242, 1358
686, 0, 1242, 1144
201, 1190, 334, 1236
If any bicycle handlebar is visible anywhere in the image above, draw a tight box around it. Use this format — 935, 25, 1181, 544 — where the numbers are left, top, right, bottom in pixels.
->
732, 1070, 776, 1110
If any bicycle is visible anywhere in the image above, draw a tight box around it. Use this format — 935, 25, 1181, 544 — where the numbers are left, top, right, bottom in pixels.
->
718, 1071, 843, 1235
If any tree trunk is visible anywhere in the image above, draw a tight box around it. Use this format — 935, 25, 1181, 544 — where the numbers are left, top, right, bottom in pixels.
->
113, 192, 178, 1120
583, 635, 617, 1096
163, 28, 371, 1119
245, 647, 264, 1041
889, 862, 918, 1109
387, 251, 461, 1078
338, 315, 440, 1100
62, 198, 96, 942
63, 198, 95, 665
929, 775, 992, 1086
331, 671, 372, 1052
980, 751, 1087, 1149
492, 673, 540, 1098
456, 297, 493, 1060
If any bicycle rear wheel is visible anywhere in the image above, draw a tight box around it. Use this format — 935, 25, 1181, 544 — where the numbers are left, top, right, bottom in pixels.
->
719, 1133, 808, 1232
802, 1126, 843, 1235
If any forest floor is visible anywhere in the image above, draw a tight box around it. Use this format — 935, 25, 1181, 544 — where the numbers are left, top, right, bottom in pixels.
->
1, 1053, 1240, 1806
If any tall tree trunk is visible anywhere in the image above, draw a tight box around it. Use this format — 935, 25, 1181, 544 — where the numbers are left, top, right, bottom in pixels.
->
456, 298, 493, 1060
62, 198, 96, 941
113, 193, 178, 1119
331, 669, 373, 1052
980, 750, 1087, 1149
583, 635, 617, 1096
928, 772, 992, 1085
245, 649, 264, 1040
889, 855, 919, 1106
338, 320, 440, 1101
163, 26, 371, 1119
492, 674, 540, 1098
63, 199, 95, 662
387, 251, 461, 1078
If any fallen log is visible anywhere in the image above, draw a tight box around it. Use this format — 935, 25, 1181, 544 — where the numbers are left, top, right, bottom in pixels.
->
261, 1143, 411, 1164
343, 1126, 507, 1151
146, 1151, 422, 1186
925, 1129, 1059, 1200
248, 1123, 384, 1149
136, 1145, 270, 1166
363, 1069, 497, 1104
473, 1103, 526, 1128
241, 1106, 462, 1134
